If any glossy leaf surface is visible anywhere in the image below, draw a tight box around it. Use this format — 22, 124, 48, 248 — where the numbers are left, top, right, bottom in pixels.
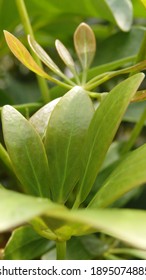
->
74, 73, 144, 207
2, 105, 50, 197
1, 188, 146, 249
4, 225, 53, 260
44, 86, 94, 203
89, 144, 146, 208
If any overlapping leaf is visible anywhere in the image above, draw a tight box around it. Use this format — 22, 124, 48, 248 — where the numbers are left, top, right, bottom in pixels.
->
29, 98, 61, 138
1, 188, 146, 249
2, 105, 50, 197
73, 73, 144, 207
44, 86, 95, 203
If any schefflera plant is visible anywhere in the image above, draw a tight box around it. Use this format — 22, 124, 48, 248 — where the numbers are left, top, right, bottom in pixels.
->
1, 23, 146, 260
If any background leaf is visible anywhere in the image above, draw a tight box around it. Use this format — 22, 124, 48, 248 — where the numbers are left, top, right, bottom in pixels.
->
89, 143, 146, 208
104, 0, 133, 31
2, 105, 50, 197
74, 73, 144, 207
44, 86, 94, 203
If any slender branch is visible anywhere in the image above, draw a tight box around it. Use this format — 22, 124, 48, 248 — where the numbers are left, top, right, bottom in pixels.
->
15, 0, 50, 103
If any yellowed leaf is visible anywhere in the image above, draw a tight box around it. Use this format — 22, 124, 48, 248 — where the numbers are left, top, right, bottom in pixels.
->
4, 31, 49, 79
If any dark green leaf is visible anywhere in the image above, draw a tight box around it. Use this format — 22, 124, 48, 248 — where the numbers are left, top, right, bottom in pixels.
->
44, 86, 94, 203
74, 73, 144, 207
2, 105, 50, 197
4, 225, 53, 260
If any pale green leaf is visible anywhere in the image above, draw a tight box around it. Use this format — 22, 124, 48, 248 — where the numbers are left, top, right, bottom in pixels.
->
29, 98, 61, 138
1, 188, 146, 250
2, 105, 50, 197
89, 143, 146, 208
74, 22, 96, 69
74, 73, 144, 207
104, 0, 133, 31
44, 86, 94, 203
28, 35, 63, 76
55, 39, 78, 79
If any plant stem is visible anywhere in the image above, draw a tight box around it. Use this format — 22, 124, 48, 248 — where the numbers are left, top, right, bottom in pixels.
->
15, 0, 50, 103
136, 31, 146, 63
56, 241, 66, 260
121, 107, 146, 154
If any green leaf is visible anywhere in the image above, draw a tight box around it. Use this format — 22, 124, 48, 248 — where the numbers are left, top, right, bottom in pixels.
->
0, 188, 65, 233
1, 188, 146, 250
74, 73, 144, 207
89, 143, 146, 208
44, 86, 94, 203
4, 225, 53, 260
2, 105, 50, 197
74, 23, 96, 69
29, 98, 61, 138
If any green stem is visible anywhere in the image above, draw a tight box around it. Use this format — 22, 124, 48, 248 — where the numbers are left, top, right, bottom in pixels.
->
15, 0, 50, 103
121, 108, 146, 154
136, 31, 146, 63
85, 60, 146, 91
56, 241, 66, 260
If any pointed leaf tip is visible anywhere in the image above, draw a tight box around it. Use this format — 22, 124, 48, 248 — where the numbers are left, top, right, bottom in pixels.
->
74, 23, 96, 69
28, 35, 62, 76
4, 31, 49, 79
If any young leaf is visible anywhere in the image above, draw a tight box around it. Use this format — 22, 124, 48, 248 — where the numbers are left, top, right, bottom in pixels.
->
4, 225, 53, 260
29, 98, 61, 138
4, 31, 49, 79
28, 35, 63, 77
74, 23, 96, 69
2, 105, 50, 198
55, 39, 79, 82
89, 143, 146, 208
73, 73, 144, 207
44, 86, 95, 203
